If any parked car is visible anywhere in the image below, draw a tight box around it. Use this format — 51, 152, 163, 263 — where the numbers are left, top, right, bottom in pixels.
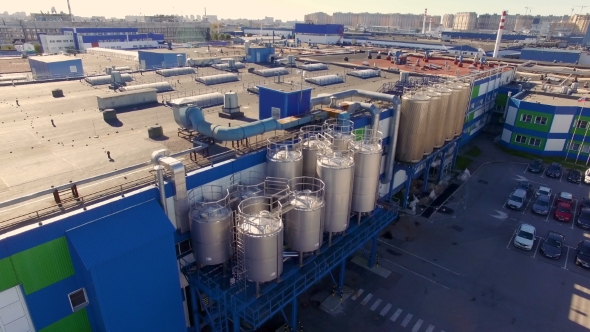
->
584, 168, 590, 184
514, 223, 536, 250
580, 198, 590, 210
506, 189, 527, 210
540, 231, 565, 259
554, 202, 573, 222
516, 181, 533, 196
532, 195, 551, 215
576, 208, 590, 230
534, 186, 552, 199
575, 240, 590, 269
528, 159, 543, 173
556, 192, 574, 205
567, 169, 582, 184
545, 162, 562, 178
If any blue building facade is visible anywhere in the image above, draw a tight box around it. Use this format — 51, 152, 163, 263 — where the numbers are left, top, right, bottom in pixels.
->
28, 56, 84, 80
138, 50, 187, 70
62, 27, 165, 51
519, 48, 582, 64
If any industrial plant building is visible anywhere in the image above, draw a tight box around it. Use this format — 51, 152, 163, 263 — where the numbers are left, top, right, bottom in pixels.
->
294, 23, 344, 45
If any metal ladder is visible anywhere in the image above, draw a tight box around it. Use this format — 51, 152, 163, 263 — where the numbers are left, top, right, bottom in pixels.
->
231, 210, 247, 291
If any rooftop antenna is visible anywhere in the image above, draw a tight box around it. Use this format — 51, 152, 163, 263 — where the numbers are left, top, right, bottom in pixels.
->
493, 10, 507, 58
422, 8, 427, 34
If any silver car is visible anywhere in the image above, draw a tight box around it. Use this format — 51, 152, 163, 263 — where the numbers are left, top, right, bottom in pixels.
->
532, 195, 550, 215
507, 189, 527, 210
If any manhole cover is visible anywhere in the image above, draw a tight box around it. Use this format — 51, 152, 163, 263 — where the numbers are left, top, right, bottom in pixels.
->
478, 180, 489, 185
451, 225, 464, 232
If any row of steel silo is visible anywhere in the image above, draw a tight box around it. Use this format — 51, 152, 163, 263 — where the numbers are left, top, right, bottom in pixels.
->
396, 81, 471, 163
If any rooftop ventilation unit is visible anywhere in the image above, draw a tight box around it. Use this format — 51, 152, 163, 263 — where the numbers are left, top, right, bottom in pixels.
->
195, 73, 239, 85
85, 74, 133, 86
346, 69, 380, 79
299, 63, 328, 71
156, 67, 196, 77
212, 61, 246, 71
252, 67, 289, 77
119, 82, 173, 93
305, 74, 344, 86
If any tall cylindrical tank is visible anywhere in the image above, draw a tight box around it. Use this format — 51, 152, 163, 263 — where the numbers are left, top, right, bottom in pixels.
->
445, 84, 461, 141
299, 125, 324, 178
284, 177, 325, 252
188, 186, 233, 265
237, 196, 283, 283
396, 93, 431, 163
266, 139, 302, 180
317, 148, 354, 233
323, 119, 354, 151
453, 82, 471, 137
350, 129, 383, 213
431, 86, 452, 148
424, 90, 442, 154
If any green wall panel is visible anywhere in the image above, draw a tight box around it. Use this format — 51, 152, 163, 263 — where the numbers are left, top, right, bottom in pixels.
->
496, 93, 508, 108
11, 237, 74, 294
471, 85, 480, 98
39, 309, 92, 332
514, 109, 553, 133
569, 115, 590, 135
0, 257, 18, 292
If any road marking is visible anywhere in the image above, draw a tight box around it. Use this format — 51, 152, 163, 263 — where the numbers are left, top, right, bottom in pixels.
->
572, 199, 577, 229
370, 299, 382, 311
360, 293, 373, 305
390, 309, 402, 322
401, 313, 413, 327
506, 232, 516, 249
524, 165, 529, 174
546, 195, 555, 222
380, 258, 450, 289
351, 289, 364, 300
412, 319, 424, 332
533, 237, 542, 258
523, 196, 532, 215
425, 325, 435, 332
380, 303, 392, 316
378, 240, 460, 275
564, 247, 570, 270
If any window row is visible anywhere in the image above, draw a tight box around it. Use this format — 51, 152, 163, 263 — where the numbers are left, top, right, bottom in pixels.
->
514, 135, 542, 147
567, 142, 590, 153
49, 39, 73, 43
520, 114, 548, 125
574, 119, 588, 129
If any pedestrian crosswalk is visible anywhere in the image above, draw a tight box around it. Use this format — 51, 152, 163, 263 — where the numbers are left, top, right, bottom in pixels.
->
350, 288, 447, 332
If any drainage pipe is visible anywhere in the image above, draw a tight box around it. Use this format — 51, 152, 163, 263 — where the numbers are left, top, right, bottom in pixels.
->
382, 97, 402, 184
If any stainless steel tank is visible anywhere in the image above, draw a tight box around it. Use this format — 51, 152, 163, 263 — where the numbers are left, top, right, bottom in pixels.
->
284, 177, 325, 252
323, 119, 354, 151
237, 196, 283, 283
235, 171, 265, 210
299, 125, 324, 178
396, 93, 431, 163
317, 148, 354, 233
350, 129, 382, 213
453, 82, 471, 137
445, 84, 462, 141
189, 186, 233, 265
424, 90, 442, 154
431, 86, 452, 148
266, 139, 302, 180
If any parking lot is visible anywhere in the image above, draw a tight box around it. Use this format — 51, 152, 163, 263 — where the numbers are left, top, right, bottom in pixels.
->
299, 144, 590, 332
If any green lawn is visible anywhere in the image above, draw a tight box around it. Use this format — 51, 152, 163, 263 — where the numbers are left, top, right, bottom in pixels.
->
465, 146, 482, 158
496, 145, 588, 171
455, 156, 473, 171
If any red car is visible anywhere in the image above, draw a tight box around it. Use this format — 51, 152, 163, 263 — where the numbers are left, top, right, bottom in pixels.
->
556, 192, 574, 205
554, 202, 573, 222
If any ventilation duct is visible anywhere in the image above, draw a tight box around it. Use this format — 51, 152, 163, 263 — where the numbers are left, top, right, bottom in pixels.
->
156, 67, 195, 77
252, 67, 289, 77
212, 62, 246, 71
305, 74, 344, 86
347, 69, 380, 79
195, 73, 239, 85
168, 92, 224, 108
299, 63, 328, 71
120, 82, 173, 92
85, 74, 133, 86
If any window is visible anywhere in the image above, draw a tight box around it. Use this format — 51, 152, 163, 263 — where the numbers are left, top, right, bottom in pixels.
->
534, 116, 548, 125
68, 288, 89, 312
575, 120, 588, 129
515, 135, 527, 144
520, 114, 532, 123
175, 239, 192, 256
583, 145, 590, 154
529, 138, 541, 147
569, 142, 581, 151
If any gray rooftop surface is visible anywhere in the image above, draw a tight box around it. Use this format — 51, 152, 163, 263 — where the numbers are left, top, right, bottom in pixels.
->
29, 55, 82, 63
519, 91, 589, 107
0, 61, 396, 225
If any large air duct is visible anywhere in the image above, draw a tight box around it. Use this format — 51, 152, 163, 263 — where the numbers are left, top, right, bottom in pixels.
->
151, 149, 189, 233
311, 89, 396, 138
493, 11, 507, 58
382, 97, 401, 184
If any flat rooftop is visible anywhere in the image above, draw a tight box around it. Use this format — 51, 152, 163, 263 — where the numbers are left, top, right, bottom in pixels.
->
518, 91, 589, 107
29, 55, 80, 63
0, 60, 393, 227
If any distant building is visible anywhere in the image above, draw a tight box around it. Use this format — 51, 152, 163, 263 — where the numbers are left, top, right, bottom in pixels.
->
453, 12, 478, 31
442, 14, 455, 29
30, 13, 72, 22
514, 15, 534, 32
303, 12, 332, 25
571, 14, 590, 35
39, 27, 165, 54
294, 23, 343, 45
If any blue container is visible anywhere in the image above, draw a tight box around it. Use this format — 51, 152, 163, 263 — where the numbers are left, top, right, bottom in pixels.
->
258, 86, 312, 119
28, 56, 84, 80
138, 50, 187, 70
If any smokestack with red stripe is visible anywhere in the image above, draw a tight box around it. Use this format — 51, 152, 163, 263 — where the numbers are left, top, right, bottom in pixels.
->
493, 11, 507, 58
429, 16, 432, 32
422, 8, 427, 34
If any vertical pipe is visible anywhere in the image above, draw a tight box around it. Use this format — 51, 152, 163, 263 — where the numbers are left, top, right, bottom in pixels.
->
299, 252, 303, 267
256, 282, 260, 298
451, 143, 459, 169
328, 232, 332, 247
338, 258, 346, 296
502, 91, 512, 120
422, 8, 428, 34
154, 165, 168, 216
357, 213, 361, 225
368, 234, 378, 268
189, 286, 200, 332
438, 150, 446, 182
233, 311, 240, 332
290, 296, 298, 331
493, 11, 507, 58
403, 169, 413, 209
422, 162, 431, 193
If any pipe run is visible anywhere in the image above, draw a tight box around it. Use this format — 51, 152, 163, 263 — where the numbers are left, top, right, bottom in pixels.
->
382, 97, 401, 184
310, 89, 395, 138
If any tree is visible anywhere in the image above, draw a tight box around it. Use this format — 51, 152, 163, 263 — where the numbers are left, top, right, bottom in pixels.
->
33, 44, 42, 54
212, 33, 219, 40
224, 34, 231, 40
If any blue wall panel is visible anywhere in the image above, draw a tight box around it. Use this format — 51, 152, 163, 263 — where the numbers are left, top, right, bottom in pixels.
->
519, 49, 581, 64
29, 58, 84, 80
138, 51, 187, 69
26, 276, 80, 330
258, 87, 312, 119
295, 24, 344, 35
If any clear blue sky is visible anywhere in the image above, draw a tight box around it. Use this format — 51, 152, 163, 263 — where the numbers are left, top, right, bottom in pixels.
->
3, 0, 588, 21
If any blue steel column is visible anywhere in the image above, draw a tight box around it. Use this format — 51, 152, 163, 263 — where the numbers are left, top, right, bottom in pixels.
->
422, 160, 431, 193
290, 296, 298, 331
338, 258, 346, 297
451, 143, 459, 169
233, 312, 240, 332
438, 150, 446, 182
403, 169, 414, 209
368, 234, 378, 268
189, 286, 201, 332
